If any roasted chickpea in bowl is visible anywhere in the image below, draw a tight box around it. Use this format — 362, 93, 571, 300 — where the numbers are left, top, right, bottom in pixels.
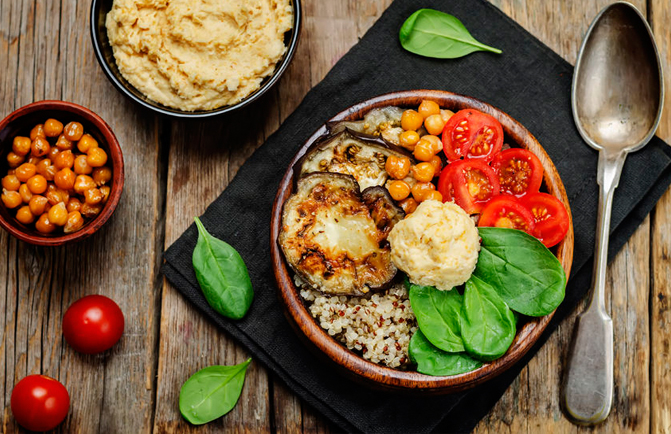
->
0, 101, 124, 246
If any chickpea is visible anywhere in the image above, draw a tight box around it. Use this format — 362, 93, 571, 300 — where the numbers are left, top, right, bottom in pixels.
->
43, 165, 57, 182
99, 186, 111, 204
92, 166, 112, 185
422, 135, 443, 153
398, 130, 420, 150
2, 189, 22, 208
413, 139, 435, 162
418, 100, 441, 119
48, 146, 60, 161
77, 134, 98, 153
387, 180, 411, 201
27, 175, 47, 195
54, 168, 76, 190
64, 211, 84, 234
412, 162, 436, 183
48, 202, 68, 226
80, 203, 102, 219
53, 150, 74, 170
63, 122, 84, 141
86, 147, 107, 167
15, 163, 37, 182
12, 136, 32, 156
56, 134, 73, 151
37, 158, 54, 176
411, 181, 436, 202
440, 109, 455, 123
66, 197, 82, 213
424, 190, 443, 202
26, 155, 41, 165
46, 186, 69, 206
384, 155, 411, 180
429, 155, 443, 175
6, 151, 25, 168
29, 195, 49, 215
401, 110, 423, 131
30, 124, 46, 141
19, 184, 33, 203
44, 118, 64, 137
74, 155, 93, 175
35, 213, 56, 234
424, 114, 447, 136
84, 187, 103, 205
398, 197, 418, 215
31, 137, 50, 158
74, 175, 96, 194
15, 206, 35, 225
2, 175, 20, 191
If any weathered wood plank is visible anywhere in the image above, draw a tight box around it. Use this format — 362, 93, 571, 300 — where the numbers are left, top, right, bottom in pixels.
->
476, 1, 652, 433
650, 0, 671, 432
1, 0, 163, 432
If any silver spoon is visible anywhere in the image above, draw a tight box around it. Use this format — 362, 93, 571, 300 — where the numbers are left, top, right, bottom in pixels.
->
562, 1, 664, 425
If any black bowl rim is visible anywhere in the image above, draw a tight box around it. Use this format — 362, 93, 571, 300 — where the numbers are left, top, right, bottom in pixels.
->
89, 0, 302, 118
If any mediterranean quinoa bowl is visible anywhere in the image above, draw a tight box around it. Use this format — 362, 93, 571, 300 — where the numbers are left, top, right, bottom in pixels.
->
271, 90, 573, 392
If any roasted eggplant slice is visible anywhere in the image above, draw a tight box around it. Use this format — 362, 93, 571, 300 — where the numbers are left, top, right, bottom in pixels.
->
297, 129, 412, 191
328, 106, 405, 137
279, 173, 397, 296
361, 186, 405, 239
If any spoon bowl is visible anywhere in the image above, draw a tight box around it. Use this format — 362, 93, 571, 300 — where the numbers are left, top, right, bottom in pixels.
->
572, 2, 664, 152
563, 1, 663, 425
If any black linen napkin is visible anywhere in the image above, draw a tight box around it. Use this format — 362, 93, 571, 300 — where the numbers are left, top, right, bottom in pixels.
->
162, 0, 671, 432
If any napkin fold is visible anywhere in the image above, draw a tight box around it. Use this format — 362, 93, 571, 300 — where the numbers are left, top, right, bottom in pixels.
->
162, 0, 671, 432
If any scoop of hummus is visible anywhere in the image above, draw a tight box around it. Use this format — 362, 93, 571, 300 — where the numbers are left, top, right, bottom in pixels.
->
106, 0, 293, 111
388, 200, 480, 291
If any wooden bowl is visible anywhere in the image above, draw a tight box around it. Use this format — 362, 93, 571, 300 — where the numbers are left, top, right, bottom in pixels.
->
0, 100, 124, 246
270, 90, 574, 393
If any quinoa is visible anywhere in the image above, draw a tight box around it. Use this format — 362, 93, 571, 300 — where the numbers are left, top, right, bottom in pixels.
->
298, 278, 417, 369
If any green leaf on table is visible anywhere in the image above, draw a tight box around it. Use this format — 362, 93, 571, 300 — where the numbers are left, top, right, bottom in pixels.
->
460, 276, 516, 361
192, 216, 254, 320
474, 227, 566, 317
408, 330, 482, 376
179, 359, 252, 425
408, 281, 464, 353
399, 9, 502, 59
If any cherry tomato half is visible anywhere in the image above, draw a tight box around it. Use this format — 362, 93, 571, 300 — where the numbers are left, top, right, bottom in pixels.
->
491, 148, 544, 197
441, 109, 504, 162
11, 375, 70, 431
62, 295, 124, 354
438, 160, 500, 214
478, 194, 536, 235
520, 192, 570, 247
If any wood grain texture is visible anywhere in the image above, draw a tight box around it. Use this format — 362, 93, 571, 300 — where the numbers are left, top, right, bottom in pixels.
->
0, 0, 668, 432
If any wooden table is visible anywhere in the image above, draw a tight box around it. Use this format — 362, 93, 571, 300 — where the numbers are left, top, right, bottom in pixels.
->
1, 0, 670, 432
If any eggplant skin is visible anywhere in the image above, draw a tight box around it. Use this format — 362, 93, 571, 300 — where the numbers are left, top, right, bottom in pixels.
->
279, 172, 397, 296
297, 129, 412, 191
361, 186, 405, 239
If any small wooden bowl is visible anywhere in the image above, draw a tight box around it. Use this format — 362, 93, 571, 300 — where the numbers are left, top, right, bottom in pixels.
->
270, 90, 574, 393
0, 100, 124, 246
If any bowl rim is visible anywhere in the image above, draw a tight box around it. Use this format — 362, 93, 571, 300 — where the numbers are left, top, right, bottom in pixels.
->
89, 0, 302, 118
270, 90, 574, 392
0, 100, 125, 246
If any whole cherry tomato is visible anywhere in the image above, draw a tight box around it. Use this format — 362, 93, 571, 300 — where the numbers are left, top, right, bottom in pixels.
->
11, 374, 70, 431
62, 294, 124, 354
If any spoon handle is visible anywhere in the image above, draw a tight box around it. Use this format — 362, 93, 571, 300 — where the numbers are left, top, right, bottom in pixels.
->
562, 150, 627, 425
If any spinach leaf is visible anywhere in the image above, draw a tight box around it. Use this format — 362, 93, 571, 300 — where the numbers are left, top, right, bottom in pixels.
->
179, 359, 252, 425
474, 227, 566, 317
408, 281, 464, 353
460, 276, 516, 361
399, 9, 502, 59
193, 217, 253, 320
409, 330, 482, 376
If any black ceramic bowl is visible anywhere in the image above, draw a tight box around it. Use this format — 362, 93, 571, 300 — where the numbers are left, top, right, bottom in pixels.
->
90, 0, 302, 118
